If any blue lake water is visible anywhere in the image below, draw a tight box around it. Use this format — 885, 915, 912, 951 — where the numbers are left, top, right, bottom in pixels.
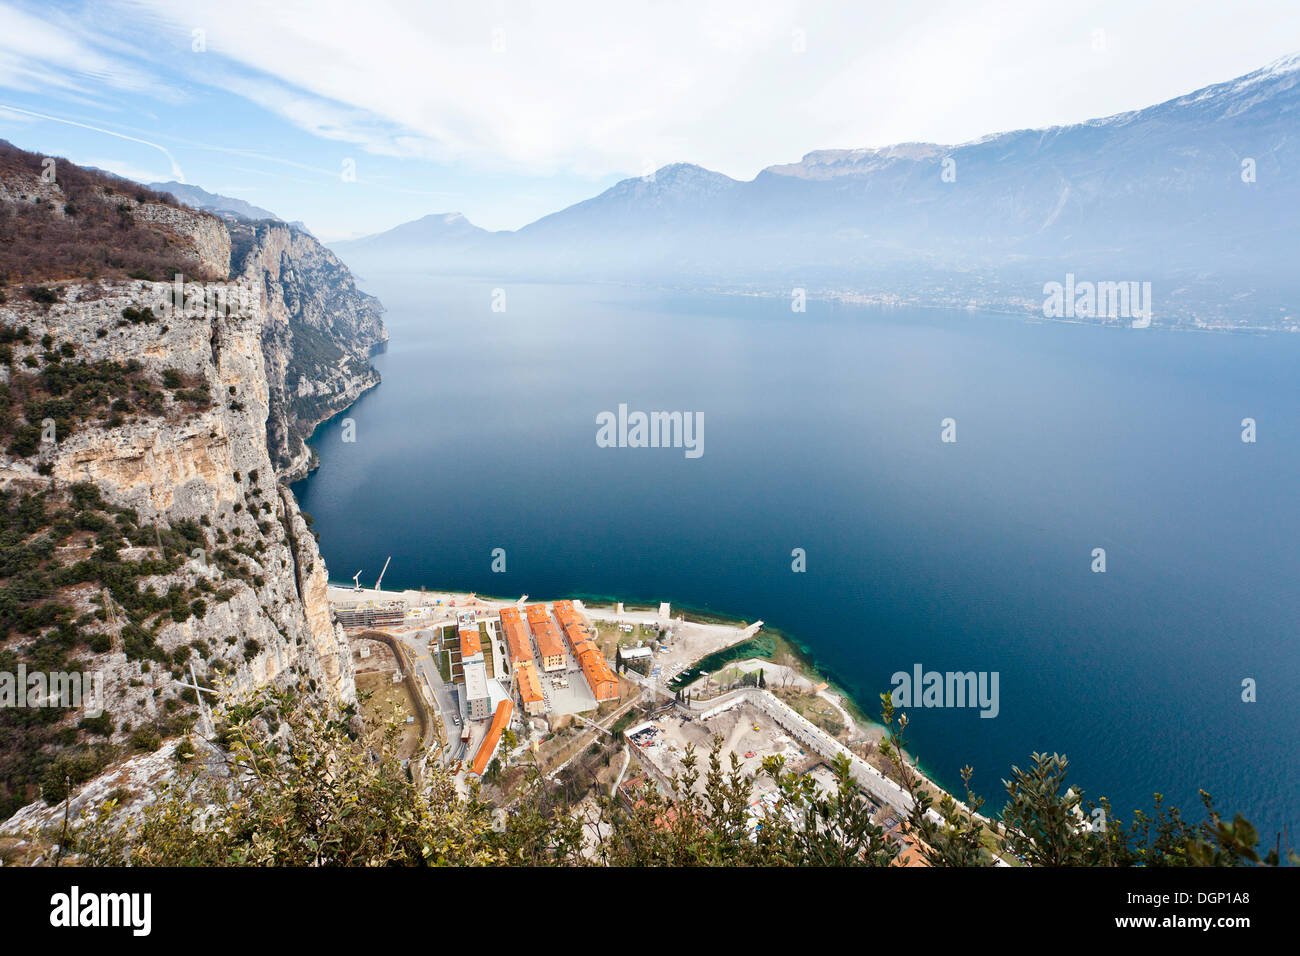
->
293, 276, 1300, 836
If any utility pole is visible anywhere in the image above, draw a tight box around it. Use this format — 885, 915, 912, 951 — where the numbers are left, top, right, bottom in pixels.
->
175, 662, 219, 739
101, 588, 116, 629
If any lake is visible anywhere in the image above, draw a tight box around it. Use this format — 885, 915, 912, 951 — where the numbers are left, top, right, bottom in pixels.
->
293, 275, 1300, 836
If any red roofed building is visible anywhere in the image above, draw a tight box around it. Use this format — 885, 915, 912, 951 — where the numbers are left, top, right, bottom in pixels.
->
526, 604, 566, 672
553, 599, 583, 629
469, 699, 514, 778
516, 660, 546, 716
559, 619, 619, 702
456, 610, 483, 663
578, 648, 619, 701
459, 628, 482, 662
499, 606, 532, 665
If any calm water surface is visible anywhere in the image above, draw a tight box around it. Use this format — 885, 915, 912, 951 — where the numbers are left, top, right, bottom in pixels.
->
294, 276, 1300, 834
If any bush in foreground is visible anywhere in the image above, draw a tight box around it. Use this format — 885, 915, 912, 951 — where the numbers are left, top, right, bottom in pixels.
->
69, 688, 1295, 867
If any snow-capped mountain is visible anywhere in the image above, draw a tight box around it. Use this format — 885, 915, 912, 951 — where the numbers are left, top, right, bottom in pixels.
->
522, 164, 741, 236
329, 53, 1300, 327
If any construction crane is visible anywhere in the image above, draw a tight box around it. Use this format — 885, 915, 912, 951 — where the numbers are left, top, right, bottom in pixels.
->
374, 555, 392, 591
351, 570, 363, 591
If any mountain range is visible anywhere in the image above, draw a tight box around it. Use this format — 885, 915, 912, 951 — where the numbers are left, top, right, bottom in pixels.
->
148, 181, 282, 223
330, 53, 1300, 330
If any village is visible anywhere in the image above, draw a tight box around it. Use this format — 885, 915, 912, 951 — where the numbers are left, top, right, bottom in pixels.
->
330, 583, 973, 863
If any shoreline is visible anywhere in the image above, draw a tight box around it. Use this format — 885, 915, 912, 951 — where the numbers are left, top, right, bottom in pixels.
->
327, 581, 957, 806
326, 580, 863, 708
338, 270, 1295, 336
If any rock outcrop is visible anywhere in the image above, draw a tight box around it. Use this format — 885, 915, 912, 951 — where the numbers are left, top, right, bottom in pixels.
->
1, 277, 356, 708
232, 221, 387, 480
0, 144, 382, 821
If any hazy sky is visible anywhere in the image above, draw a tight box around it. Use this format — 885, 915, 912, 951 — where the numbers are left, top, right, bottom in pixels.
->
1, 0, 1297, 239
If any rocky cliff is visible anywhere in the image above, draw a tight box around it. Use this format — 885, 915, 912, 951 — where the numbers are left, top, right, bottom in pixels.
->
0, 144, 380, 821
230, 221, 387, 481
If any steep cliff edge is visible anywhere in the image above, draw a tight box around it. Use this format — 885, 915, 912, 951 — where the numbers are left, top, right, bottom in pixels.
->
0, 143, 376, 821
231, 221, 388, 481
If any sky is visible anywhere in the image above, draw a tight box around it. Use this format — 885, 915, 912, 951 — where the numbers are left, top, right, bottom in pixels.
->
0, 0, 1297, 241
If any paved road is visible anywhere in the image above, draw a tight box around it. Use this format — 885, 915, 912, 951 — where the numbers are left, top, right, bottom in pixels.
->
394, 629, 463, 762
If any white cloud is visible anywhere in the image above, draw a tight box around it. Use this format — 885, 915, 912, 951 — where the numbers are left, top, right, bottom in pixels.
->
113, 0, 1300, 179
0, 3, 185, 103
8, 0, 1300, 182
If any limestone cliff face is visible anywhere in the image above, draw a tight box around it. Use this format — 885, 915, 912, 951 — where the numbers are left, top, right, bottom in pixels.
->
129, 198, 231, 276
231, 222, 387, 480
0, 173, 64, 210
0, 279, 356, 708
0, 146, 384, 821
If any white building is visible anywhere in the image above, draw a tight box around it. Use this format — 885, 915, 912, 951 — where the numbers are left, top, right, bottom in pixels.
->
463, 659, 491, 720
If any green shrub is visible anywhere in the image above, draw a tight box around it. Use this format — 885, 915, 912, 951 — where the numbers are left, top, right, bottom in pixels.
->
78, 712, 114, 737
129, 727, 162, 752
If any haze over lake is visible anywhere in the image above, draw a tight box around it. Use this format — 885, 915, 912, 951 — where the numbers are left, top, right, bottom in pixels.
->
294, 275, 1300, 834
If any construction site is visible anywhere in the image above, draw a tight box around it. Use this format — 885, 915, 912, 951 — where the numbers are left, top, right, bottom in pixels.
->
618, 694, 936, 862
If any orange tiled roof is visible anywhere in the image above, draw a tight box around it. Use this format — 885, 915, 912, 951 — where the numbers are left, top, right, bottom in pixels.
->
459, 627, 481, 660
525, 606, 566, 660
470, 699, 514, 777
564, 624, 595, 654
516, 659, 543, 704
891, 831, 931, 867
580, 650, 618, 700
533, 622, 565, 661
499, 606, 532, 664
571, 629, 618, 700
553, 599, 582, 629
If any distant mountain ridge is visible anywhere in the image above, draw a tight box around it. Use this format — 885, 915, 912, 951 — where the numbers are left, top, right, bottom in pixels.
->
330, 53, 1300, 330
331, 211, 488, 254
149, 180, 281, 223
